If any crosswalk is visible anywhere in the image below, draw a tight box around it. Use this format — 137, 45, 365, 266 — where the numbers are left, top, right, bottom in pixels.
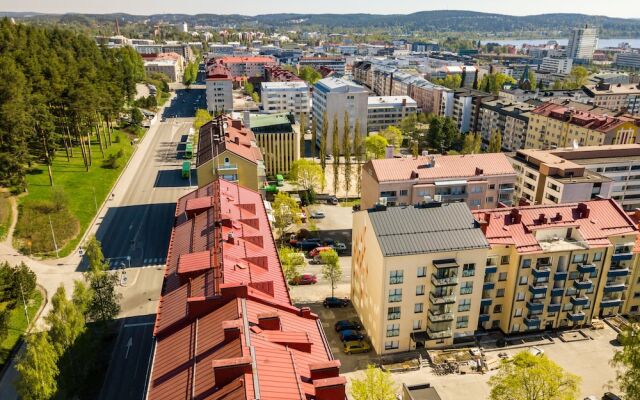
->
107, 257, 166, 269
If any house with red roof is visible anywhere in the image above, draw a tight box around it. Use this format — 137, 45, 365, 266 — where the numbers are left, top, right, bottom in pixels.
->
146, 179, 345, 400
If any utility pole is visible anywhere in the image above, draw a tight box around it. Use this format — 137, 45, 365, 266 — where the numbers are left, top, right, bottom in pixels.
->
92, 187, 98, 211
49, 215, 59, 258
19, 280, 30, 328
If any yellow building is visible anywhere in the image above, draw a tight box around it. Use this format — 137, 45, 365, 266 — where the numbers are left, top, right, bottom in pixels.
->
473, 199, 639, 333
196, 116, 266, 191
248, 113, 300, 177
525, 101, 639, 150
352, 202, 490, 354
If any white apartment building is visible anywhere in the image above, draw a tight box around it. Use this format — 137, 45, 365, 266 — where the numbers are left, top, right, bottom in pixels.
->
540, 57, 573, 75
567, 26, 598, 62
205, 64, 233, 113
144, 60, 181, 82
451, 89, 493, 134
615, 52, 640, 70
312, 77, 368, 153
260, 81, 310, 115
367, 96, 418, 132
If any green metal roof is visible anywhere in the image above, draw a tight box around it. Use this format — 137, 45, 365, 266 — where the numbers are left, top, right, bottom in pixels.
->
249, 113, 292, 129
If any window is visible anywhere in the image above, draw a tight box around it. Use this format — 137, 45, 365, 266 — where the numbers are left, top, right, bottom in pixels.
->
572, 253, 587, 264
414, 303, 424, 313
512, 323, 521, 332
413, 320, 422, 330
593, 252, 603, 262
489, 184, 496, 190
519, 276, 528, 285
389, 289, 402, 302
385, 341, 399, 350
399, 189, 408, 196
416, 285, 425, 296
389, 270, 403, 285
470, 186, 482, 193
470, 199, 481, 207
458, 298, 471, 312
386, 324, 400, 337
493, 304, 503, 313
486, 196, 494, 203
388, 306, 401, 320
501, 256, 510, 265
514, 308, 523, 317
496, 288, 505, 297
462, 263, 475, 277
521, 259, 531, 268
460, 281, 473, 295
516, 292, 525, 301
456, 316, 469, 329
563, 303, 573, 311
417, 267, 426, 278
498, 272, 508, 281
569, 271, 579, 280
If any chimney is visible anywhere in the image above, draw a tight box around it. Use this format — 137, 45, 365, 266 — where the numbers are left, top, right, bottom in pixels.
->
577, 202, 590, 218
212, 356, 252, 388
222, 320, 243, 342
421, 150, 429, 157
475, 167, 484, 176
257, 311, 281, 330
537, 213, 548, 224
309, 360, 341, 380
231, 119, 243, 129
299, 307, 312, 318
402, 97, 407, 106
243, 110, 251, 128
510, 208, 521, 224
227, 232, 235, 244
234, 136, 240, 145
553, 212, 563, 222
314, 377, 347, 400
385, 145, 394, 159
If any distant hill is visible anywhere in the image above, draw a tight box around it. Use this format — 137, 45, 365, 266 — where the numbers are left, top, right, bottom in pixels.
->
3, 10, 640, 35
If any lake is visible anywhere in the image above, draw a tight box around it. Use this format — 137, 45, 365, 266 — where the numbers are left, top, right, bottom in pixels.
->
488, 38, 640, 49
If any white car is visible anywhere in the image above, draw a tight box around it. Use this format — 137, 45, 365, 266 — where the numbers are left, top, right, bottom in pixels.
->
528, 346, 544, 356
310, 211, 326, 219
332, 242, 347, 252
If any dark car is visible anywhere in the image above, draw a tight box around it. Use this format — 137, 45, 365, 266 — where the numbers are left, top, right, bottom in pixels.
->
334, 319, 362, 332
323, 297, 350, 308
339, 330, 364, 342
602, 393, 622, 400
297, 240, 322, 251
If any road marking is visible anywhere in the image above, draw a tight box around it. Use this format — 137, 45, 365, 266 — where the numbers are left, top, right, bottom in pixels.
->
124, 321, 155, 328
125, 337, 133, 359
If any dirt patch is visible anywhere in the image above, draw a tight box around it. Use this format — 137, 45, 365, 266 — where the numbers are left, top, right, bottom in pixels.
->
558, 330, 591, 342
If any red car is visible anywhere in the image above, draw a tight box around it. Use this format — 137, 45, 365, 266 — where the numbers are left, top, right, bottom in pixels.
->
289, 273, 317, 285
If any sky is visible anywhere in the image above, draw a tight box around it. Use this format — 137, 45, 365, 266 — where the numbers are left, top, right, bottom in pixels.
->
1, 0, 639, 18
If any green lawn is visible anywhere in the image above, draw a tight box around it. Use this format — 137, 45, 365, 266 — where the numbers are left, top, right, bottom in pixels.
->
0, 193, 11, 241
15, 130, 136, 257
0, 290, 43, 367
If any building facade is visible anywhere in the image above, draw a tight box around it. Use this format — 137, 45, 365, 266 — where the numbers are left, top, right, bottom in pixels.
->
615, 52, 640, 70
451, 89, 494, 133
144, 59, 181, 82
248, 113, 300, 176
352, 202, 490, 353
360, 154, 517, 210
566, 26, 598, 62
478, 100, 535, 151
367, 96, 418, 132
260, 81, 311, 115
583, 82, 640, 115
299, 56, 346, 75
312, 77, 369, 154
539, 57, 573, 75
205, 63, 233, 113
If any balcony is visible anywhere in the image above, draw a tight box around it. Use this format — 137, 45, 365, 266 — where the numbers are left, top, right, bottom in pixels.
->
427, 327, 453, 340
499, 185, 515, 192
437, 192, 468, 201
429, 292, 456, 305
603, 282, 626, 293
608, 267, 630, 278
526, 301, 544, 312
612, 252, 633, 262
485, 265, 498, 274
532, 266, 551, 279
568, 311, 586, 322
428, 309, 455, 322
524, 316, 541, 328
431, 274, 459, 287
573, 279, 593, 290
548, 303, 561, 312
551, 287, 565, 297
483, 282, 495, 290
216, 163, 238, 172
479, 314, 490, 323
433, 259, 460, 270
529, 283, 548, 295
554, 271, 568, 280
601, 298, 623, 308
480, 297, 492, 306
577, 263, 596, 274
570, 296, 589, 306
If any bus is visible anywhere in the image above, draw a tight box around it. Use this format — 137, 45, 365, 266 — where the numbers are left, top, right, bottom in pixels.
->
184, 141, 193, 159
182, 161, 191, 179
276, 174, 284, 186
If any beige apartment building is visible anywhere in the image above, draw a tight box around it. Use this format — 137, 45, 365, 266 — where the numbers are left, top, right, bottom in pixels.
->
352, 202, 490, 353
524, 101, 639, 149
510, 148, 613, 205
473, 199, 640, 333
583, 82, 640, 115
360, 154, 517, 210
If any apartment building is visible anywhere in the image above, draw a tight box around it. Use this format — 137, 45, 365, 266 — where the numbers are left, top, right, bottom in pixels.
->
567, 26, 598, 62
146, 179, 344, 400
583, 82, 640, 115
248, 113, 300, 176
478, 100, 536, 151
367, 96, 418, 132
511, 145, 640, 211
451, 89, 495, 133
143, 59, 182, 82
264, 65, 302, 82
299, 56, 346, 75
205, 63, 233, 113
312, 77, 368, 153
360, 153, 517, 210
615, 52, 640, 70
351, 202, 490, 353
539, 57, 573, 75
260, 81, 311, 115
498, 88, 589, 104
525, 101, 639, 149
216, 56, 276, 78
473, 198, 638, 334
510, 148, 613, 205
196, 116, 266, 191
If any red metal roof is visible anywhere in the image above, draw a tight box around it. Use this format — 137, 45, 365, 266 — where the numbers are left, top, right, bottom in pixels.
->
148, 179, 341, 400
473, 198, 637, 254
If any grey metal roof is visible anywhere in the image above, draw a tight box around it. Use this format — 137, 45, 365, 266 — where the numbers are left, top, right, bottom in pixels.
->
367, 203, 489, 257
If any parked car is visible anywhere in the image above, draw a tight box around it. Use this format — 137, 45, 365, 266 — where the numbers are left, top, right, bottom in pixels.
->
309, 255, 324, 265
316, 194, 339, 205
332, 242, 347, 252
334, 320, 362, 332
343, 340, 371, 354
528, 346, 544, 357
339, 330, 364, 342
310, 211, 326, 219
602, 393, 622, 400
289, 273, 317, 285
297, 240, 322, 251
323, 297, 350, 308
309, 246, 333, 258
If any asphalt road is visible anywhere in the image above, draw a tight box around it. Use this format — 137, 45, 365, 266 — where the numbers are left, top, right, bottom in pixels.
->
98, 314, 156, 400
